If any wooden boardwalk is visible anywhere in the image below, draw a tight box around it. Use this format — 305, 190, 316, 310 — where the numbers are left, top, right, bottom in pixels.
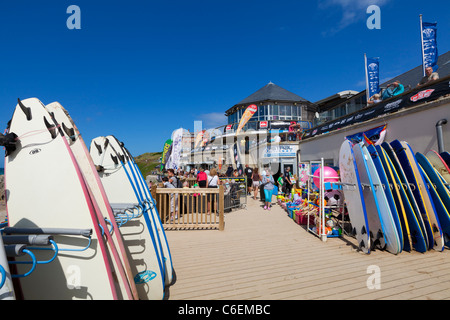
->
165, 196, 450, 300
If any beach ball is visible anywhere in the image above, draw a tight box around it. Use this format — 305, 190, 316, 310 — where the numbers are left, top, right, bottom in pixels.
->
326, 219, 335, 228
313, 167, 339, 189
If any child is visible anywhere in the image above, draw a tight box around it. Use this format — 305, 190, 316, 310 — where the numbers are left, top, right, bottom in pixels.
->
277, 173, 284, 195
163, 177, 178, 221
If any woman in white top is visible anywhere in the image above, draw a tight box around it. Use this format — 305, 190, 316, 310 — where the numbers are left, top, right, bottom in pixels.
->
207, 168, 219, 214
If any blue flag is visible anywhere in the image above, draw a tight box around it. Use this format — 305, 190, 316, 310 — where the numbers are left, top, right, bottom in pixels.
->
365, 56, 380, 100
421, 21, 438, 73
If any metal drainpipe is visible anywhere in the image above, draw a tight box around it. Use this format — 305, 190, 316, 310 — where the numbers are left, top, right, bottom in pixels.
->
436, 119, 448, 154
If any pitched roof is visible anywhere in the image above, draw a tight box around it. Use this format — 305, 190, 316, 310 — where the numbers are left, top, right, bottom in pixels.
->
239, 82, 309, 105
226, 82, 311, 115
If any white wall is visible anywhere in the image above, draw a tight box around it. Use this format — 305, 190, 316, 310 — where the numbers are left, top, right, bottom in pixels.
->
298, 99, 450, 165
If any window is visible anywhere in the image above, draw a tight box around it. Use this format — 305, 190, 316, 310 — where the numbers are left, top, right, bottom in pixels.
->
280, 105, 286, 116
285, 105, 292, 116
272, 104, 279, 116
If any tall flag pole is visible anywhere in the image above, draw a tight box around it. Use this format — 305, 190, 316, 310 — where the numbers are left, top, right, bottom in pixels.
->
365, 53, 369, 103
365, 54, 380, 105
420, 14, 425, 76
420, 14, 438, 76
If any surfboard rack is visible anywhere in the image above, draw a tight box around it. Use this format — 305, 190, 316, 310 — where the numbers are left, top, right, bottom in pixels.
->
112, 204, 145, 227
0, 264, 6, 289
303, 158, 346, 242
2, 227, 93, 253
5, 244, 37, 278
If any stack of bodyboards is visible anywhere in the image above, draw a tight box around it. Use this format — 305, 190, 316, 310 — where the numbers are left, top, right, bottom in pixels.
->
0, 98, 173, 300
339, 139, 450, 255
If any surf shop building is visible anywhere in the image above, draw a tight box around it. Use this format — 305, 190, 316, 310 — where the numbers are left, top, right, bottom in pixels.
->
298, 51, 450, 167
184, 82, 317, 177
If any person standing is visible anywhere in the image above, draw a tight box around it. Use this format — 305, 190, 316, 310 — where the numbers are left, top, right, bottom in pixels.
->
244, 164, 253, 196
261, 170, 275, 211
206, 168, 219, 215
226, 165, 233, 177
167, 169, 178, 188
162, 177, 178, 221
277, 172, 284, 195
283, 167, 294, 197
196, 167, 208, 188
251, 168, 261, 200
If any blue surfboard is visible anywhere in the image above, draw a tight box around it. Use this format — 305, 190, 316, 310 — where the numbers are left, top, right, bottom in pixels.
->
382, 142, 429, 251
353, 143, 386, 251
373, 145, 412, 252
361, 144, 401, 254
391, 140, 444, 251
416, 152, 450, 246
441, 152, 450, 168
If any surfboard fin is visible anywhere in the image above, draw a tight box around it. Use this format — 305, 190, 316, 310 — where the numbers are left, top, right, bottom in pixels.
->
111, 154, 119, 165
62, 122, 76, 142
18, 98, 32, 121
377, 229, 384, 240
359, 240, 365, 250
352, 227, 357, 236
43, 116, 57, 139
361, 225, 367, 235
93, 141, 103, 155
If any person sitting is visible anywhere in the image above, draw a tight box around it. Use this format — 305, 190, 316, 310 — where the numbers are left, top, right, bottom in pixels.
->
382, 80, 404, 100
367, 93, 382, 105
417, 67, 439, 87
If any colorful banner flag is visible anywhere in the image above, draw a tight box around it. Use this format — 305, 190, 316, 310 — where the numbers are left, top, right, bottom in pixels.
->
194, 130, 205, 148
233, 143, 244, 176
345, 124, 387, 146
161, 139, 173, 171
365, 54, 380, 102
167, 128, 184, 170
236, 104, 258, 136
420, 16, 438, 74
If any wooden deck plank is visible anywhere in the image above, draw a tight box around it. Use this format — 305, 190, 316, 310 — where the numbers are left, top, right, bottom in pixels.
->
165, 197, 450, 300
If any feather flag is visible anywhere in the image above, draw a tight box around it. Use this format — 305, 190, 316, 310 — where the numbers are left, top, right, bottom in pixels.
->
235, 104, 258, 136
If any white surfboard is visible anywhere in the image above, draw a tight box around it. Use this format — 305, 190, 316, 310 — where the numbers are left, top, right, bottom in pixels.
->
103, 136, 165, 274
110, 137, 174, 286
89, 136, 165, 300
45, 102, 138, 300
5, 98, 117, 300
352, 142, 386, 251
361, 144, 401, 254
0, 234, 15, 300
338, 140, 370, 254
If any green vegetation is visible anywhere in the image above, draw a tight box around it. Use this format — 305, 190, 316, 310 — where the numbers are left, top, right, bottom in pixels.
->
134, 152, 162, 178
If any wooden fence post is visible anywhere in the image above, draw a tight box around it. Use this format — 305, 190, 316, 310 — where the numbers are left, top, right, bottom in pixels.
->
219, 185, 225, 231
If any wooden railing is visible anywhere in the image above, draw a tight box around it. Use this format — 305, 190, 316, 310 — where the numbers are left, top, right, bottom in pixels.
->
151, 185, 225, 231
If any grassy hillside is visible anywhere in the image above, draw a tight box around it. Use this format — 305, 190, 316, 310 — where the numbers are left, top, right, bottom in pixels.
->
134, 152, 162, 178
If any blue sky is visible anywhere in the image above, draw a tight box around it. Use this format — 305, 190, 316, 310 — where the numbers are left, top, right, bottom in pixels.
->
0, 0, 449, 157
